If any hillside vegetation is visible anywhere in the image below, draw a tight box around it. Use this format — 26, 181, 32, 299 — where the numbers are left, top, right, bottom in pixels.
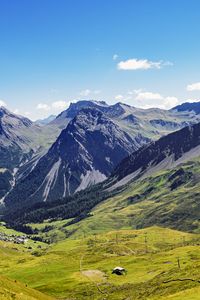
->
21, 158, 200, 244
0, 276, 55, 300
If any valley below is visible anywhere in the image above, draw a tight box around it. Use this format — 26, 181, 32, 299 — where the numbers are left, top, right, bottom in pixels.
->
1, 223, 200, 300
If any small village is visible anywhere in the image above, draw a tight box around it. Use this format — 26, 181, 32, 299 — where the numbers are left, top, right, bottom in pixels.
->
0, 231, 28, 244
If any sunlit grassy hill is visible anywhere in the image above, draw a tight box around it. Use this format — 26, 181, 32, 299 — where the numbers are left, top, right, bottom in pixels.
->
76, 158, 200, 234
0, 275, 55, 300
1, 225, 200, 299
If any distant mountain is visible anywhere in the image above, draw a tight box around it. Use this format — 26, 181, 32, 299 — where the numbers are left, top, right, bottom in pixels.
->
35, 115, 56, 125
109, 121, 200, 190
52, 100, 200, 139
0, 107, 59, 168
0, 107, 60, 200
172, 101, 200, 114
5, 108, 148, 208
0, 106, 45, 177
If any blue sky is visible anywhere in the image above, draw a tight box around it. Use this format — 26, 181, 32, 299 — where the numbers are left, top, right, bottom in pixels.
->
1, 0, 200, 120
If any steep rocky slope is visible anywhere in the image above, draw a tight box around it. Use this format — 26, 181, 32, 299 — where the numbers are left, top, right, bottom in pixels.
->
0, 107, 60, 200
109, 122, 200, 189
5, 108, 147, 208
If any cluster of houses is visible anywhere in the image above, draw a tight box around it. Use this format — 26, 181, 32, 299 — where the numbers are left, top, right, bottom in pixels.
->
0, 232, 28, 244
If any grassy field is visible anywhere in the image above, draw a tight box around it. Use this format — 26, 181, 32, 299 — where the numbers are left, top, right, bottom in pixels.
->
1, 225, 200, 299
0, 275, 55, 300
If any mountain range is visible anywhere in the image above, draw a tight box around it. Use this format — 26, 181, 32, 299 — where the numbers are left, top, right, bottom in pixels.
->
35, 115, 56, 125
1, 100, 200, 222
5, 108, 142, 207
5, 112, 200, 232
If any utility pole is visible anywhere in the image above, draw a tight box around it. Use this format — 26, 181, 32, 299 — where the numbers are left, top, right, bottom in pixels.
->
94, 233, 97, 243
144, 232, 148, 253
116, 232, 119, 244
177, 257, 181, 269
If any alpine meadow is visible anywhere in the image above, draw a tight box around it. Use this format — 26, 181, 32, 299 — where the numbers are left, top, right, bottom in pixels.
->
1, 1, 200, 299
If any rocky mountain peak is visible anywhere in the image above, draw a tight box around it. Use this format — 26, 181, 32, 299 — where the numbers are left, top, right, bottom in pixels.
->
70, 107, 116, 132
55, 100, 109, 121
5, 107, 147, 206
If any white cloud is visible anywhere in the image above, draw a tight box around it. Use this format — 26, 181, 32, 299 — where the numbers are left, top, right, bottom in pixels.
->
0, 99, 7, 107
164, 96, 179, 108
36, 100, 70, 113
80, 89, 91, 97
187, 82, 200, 91
115, 94, 124, 100
113, 54, 118, 60
113, 89, 179, 109
135, 91, 163, 101
185, 98, 200, 103
117, 58, 173, 70
36, 103, 50, 111
134, 90, 178, 109
79, 89, 101, 97
162, 61, 174, 67
51, 100, 69, 110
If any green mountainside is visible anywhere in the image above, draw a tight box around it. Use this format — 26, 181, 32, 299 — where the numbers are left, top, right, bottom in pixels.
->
0, 275, 55, 300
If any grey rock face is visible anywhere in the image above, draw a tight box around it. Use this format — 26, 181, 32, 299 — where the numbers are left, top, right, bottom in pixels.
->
5, 108, 148, 207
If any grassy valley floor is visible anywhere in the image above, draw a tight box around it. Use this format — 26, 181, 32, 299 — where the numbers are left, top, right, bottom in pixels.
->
1, 225, 200, 299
